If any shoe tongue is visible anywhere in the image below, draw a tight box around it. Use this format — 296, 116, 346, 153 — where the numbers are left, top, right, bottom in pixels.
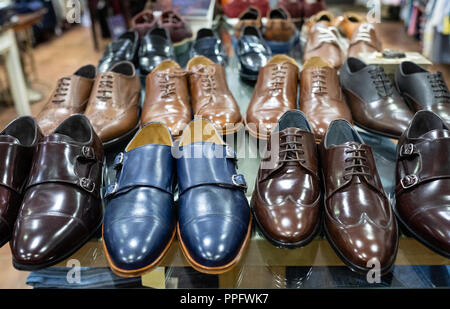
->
0, 134, 20, 144
419, 129, 450, 140
45, 133, 76, 143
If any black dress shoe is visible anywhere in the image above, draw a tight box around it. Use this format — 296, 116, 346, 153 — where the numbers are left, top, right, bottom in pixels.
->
139, 27, 175, 76
236, 25, 272, 82
98, 31, 139, 73
189, 28, 227, 65
395, 61, 450, 125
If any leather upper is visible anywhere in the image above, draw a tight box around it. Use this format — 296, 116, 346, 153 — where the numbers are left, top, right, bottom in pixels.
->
85, 61, 141, 143
11, 114, 104, 268
252, 110, 321, 246
37, 65, 96, 135
340, 58, 413, 138
141, 60, 191, 139
334, 12, 365, 39
396, 61, 450, 125
176, 119, 251, 269
277, 0, 304, 19
190, 28, 227, 65
264, 7, 297, 42
395, 111, 450, 256
320, 120, 398, 272
131, 9, 157, 38
236, 26, 272, 77
234, 7, 262, 38
300, 57, 352, 141
187, 56, 242, 135
103, 122, 176, 271
347, 23, 382, 58
0, 117, 43, 246
223, 0, 270, 18
159, 10, 193, 44
98, 31, 139, 73
246, 55, 299, 139
138, 27, 175, 76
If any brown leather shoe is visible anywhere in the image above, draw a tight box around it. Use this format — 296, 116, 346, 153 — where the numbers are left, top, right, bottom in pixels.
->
321, 119, 398, 274
394, 111, 450, 258
234, 7, 262, 39
36, 65, 96, 136
299, 57, 352, 143
85, 61, 141, 146
131, 9, 157, 38
347, 23, 382, 58
264, 7, 297, 42
187, 56, 243, 135
303, 23, 346, 69
252, 110, 321, 248
141, 60, 191, 139
306, 10, 335, 32
159, 10, 193, 45
334, 12, 365, 39
11, 114, 104, 270
245, 54, 299, 140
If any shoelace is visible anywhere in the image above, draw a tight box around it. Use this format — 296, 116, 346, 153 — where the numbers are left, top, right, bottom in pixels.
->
52, 77, 71, 104
427, 72, 450, 101
269, 64, 287, 94
352, 23, 374, 43
316, 26, 348, 52
368, 66, 393, 97
191, 65, 217, 96
96, 74, 114, 100
343, 145, 372, 180
157, 70, 187, 99
311, 69, 327, 94
279, 133, 306, 164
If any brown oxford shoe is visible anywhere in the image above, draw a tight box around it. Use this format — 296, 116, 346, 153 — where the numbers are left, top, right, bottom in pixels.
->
347, 23, 382, 58
187, 56, 243, 135
251, 110, 321, 248
395, 111, 450, 258
85, 61, 141, 147
320, 119, 398, 274
36, 65, 96, 136
299, 57, 352, 143
245, 54, 299, 140
141, 60, 191, 139
0, 117, 43, 248
11, 114, 104, 270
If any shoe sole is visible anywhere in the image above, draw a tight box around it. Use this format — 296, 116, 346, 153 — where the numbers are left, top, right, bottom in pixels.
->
177, 215, 253, 275
250, 198, 322, 249
392, 197, 450, 259
102, 226, 177, 278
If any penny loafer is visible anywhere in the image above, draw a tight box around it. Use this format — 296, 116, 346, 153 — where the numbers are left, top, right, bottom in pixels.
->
0, 117, 43, 248
11, 114, 104, 270
103, 122, 176, 277
394, 110, 450, 258
251, 110, 321, 248
98, 31, 139, 73
175, 119, 251, 274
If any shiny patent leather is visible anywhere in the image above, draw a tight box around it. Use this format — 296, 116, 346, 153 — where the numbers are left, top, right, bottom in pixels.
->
320, 119, 398, 274
190, 28, 227, 65
252, 111, 321, 248
11, 114, 104, 270
176, 119, 251, 273
0, 117, 43, 247
340, 58, 413, 138
395, 111, 450, 258
236, 26, 272, 80
98, 31, 139, 73
103, 122, 175, 276
139, 27, 175, 76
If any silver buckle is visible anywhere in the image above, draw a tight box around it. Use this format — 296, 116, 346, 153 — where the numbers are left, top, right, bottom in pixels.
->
80, 177, 95, 193
82, 146, 95, 159
232, 174, 247, 191
114, 152, 124, 170
400, 174, 418, 189
400, 143, 415, 157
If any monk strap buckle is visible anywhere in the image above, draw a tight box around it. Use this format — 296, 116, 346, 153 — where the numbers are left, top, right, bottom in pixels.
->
232, 174, 247, 192
399, 143, 415, 157
113, 152, 124, 170
80, 177, 95, 193
400, 174, 418, 189
82, 146, 95, 160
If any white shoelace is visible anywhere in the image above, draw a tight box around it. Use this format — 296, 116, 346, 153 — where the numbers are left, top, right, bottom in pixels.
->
352, 23, 375, 43
316, 26, 348, 52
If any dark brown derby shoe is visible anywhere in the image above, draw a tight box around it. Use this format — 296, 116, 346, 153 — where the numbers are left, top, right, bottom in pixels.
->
320, 119, 398, 274
252, 110, 321, 248
11, 114, 104, 270
0, 117, 43, 248
394, 111, 450, 258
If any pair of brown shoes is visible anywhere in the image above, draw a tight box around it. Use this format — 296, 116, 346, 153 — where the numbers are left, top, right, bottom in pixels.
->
141, 56, 243, 139
304, 10, 382, 68
245, 54, 352, 142
37, 61, 141, 148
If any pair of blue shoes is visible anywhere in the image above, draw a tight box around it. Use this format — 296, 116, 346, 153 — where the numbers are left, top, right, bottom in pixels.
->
102, 119, 251, 276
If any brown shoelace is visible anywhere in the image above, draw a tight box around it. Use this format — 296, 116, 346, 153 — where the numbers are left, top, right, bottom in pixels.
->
343, 145, 372, 180
269, 64, 287, 94
279, 133, 306, 164
52, 77, 71, 104
311, 69, 327, 94
96, 74, 114, 100
157, 70, 187, 99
